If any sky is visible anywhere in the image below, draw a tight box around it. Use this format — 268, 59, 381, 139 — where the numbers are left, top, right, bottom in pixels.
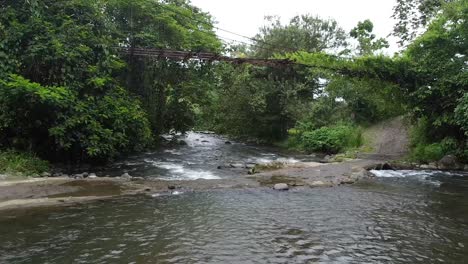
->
190, 0, 400, 54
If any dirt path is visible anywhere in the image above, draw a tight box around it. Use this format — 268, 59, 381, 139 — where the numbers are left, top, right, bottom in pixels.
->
361, 116, 410, 158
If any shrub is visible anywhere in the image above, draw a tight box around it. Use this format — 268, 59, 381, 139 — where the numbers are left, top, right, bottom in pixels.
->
410, 143, 445, 163
300, 125, 362, 154
455, 93, 468, 136
0, 150, 49, 176
0, 75, 152, 161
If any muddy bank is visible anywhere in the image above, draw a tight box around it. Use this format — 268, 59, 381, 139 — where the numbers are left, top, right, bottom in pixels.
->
0, 159, 387, 211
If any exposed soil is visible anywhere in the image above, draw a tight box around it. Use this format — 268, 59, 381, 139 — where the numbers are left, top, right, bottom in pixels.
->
361, 116, 410, 157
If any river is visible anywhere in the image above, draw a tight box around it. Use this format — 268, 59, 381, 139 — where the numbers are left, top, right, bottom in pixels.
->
1, 133, 468, 263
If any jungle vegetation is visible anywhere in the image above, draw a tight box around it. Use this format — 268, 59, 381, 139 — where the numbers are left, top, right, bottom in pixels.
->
0, 0, 466, 168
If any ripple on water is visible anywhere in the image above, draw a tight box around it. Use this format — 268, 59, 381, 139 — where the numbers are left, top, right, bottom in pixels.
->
1, 185, 468, 263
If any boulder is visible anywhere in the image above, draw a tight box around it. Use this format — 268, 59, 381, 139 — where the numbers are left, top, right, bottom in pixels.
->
350, 169, 373, 180
178, 140, 188, 146
309, 181, 327, 187
340, 178, 355, 185
225, 141, 232, 145
438, 155, 462, 170
420, 164, 438, 170
73, 174, 84, 179
40, 172, 51, 178
229, 163, 244, 169
273, 183, 289, 191
88, 173, 98, 179
245, 163, 257, 169
121, 173, 132, 179
247, 168, 256, 175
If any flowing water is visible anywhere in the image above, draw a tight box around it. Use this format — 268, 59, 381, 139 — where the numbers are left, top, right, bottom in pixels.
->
1, 133, 468, 263
93, 132, 316, 180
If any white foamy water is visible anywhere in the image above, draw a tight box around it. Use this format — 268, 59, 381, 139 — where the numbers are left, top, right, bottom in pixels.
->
370, 170, 443, 186
252, 157, 300, 165
145, 160, 221, 180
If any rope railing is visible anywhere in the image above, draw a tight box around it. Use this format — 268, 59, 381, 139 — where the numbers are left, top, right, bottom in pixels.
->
116, 47, 294, 67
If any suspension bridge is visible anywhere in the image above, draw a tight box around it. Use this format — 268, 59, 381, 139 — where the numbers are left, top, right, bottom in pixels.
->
118, 47, 295, 67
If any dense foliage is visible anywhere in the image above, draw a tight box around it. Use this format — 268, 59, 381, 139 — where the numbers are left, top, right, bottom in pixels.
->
0, 150, 49, 176
0, 0, 220, 162
0, 0, 466, 167
299, 125, 362, 154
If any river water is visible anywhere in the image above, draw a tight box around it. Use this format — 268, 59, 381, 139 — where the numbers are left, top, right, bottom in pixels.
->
1, 133, 468, 263
93, 132, 317, 180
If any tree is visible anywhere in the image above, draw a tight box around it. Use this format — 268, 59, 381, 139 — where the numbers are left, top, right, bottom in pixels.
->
403, 0, 468, 139
0, 0, 228, 161
392, 0, 454, 46
252, 15, 348, 58
350, 20, 389, 56
105, 0, 222, 134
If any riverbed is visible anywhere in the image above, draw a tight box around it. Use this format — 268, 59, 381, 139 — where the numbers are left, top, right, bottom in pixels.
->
1, 133, 468, 263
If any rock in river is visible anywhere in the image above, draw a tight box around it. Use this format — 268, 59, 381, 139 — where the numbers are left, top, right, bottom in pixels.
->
439, 155, 463, 170
121, 173, 132, 179
273, 183, 289, 191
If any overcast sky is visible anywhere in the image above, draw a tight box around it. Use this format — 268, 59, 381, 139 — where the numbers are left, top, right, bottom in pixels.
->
191, 0, 399, 54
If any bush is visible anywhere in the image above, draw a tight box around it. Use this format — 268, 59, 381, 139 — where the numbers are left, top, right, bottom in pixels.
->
300, 125, 362, 154
410, 143, 445, 163
410, 138, 460, 163
0, 150, 49, 176
0, 75, 152, 161
455, 93, 468, 136
409, 117, 464, 163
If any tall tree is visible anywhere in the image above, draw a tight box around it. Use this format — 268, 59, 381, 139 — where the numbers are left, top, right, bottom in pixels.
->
350, 20, 389, 56
392, 0, 455, 46
252, 15, 348, 58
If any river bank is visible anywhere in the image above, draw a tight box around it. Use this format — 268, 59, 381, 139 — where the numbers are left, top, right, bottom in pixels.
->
0, 158, 386, 211
1, 131, 466, 212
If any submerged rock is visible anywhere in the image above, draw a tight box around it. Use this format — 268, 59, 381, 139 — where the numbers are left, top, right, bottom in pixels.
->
88, 173, 98, 179
273, 183, 289, 191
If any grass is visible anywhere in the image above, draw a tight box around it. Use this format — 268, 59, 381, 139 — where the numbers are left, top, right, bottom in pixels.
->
0, 150, 49, 177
